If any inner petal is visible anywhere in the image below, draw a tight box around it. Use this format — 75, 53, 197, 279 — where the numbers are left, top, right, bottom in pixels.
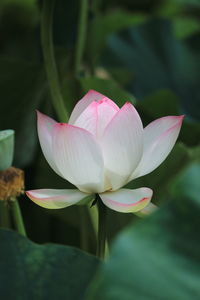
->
96, 98, 119, 137
74, 98, 119, 138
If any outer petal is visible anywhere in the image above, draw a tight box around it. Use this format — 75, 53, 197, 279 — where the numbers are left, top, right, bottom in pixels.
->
26, 189, 90, 209
37, 111, 63, 177
69, 90, 119, 125
52, 123, 104, 193
101, 102, 143, 190
134, 202, 158, 217
129, 115, 184, 180
99, 188, 153, 213
74, 98, 119, 137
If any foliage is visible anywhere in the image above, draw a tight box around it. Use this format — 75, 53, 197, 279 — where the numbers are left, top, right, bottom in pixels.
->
87, 180, 200, 299
0, 0, 200, 298
0, 229, 99, 300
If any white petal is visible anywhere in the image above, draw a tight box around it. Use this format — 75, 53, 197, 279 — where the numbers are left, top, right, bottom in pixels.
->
52, 123, 104, 193
100, 188, 153, 213
134, 202, 158, 217
74, 98, 119, 137
130, 115, 184, 180
69, 90, 106, 124
96, 99, 119, 137
101, 102, 143, 190
26, 189, 91, 209
37, 111, 63, 177
73, 101, 98, 136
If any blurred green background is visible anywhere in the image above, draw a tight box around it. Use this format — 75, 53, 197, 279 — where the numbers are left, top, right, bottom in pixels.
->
0, 0, 200, 256
1, 0, 200, 299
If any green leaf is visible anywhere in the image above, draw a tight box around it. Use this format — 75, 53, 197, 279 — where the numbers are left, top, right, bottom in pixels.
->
87, 197, 200, 299
104, 18, 200, 121
136, 89, 200, 146
169, 0, 200, 7
126, 143, 200, 207
88, 11, 148, 63
0, 130, 14, 171
136, 89, 179, 122
79, 77, 136, 107
126, 143, 193, 202
158, 0, 200, 17
0, 57, 46, 167
0, 229, 100, 300
170, 162, 200, 205
173, 17, 200, 39
0, 0, 37, 8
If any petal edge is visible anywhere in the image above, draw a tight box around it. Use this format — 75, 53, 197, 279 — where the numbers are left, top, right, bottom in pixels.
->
100, 188, 153, 213
26, 189, 91, 209
37, 111, 63, 177
129, 115, 184, 180
69, 90, 106, 124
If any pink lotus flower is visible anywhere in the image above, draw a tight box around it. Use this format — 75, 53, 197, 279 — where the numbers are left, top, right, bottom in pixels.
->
26, 90, 183, 213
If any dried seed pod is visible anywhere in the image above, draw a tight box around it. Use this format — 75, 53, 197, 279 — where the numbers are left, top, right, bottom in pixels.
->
0, 167, 24, 201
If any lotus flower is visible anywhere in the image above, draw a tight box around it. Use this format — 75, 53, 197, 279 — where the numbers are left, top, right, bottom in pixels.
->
26, 90, 183, 213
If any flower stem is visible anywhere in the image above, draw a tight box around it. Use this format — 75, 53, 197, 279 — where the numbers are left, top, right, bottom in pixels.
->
74, 0, 89, 76
88, 204, 98, 235
96, 194, 107, 259
0, 201, 11, 228
79, 206, 89, 251
10, 199, 27, 237
41, 0, 68, 122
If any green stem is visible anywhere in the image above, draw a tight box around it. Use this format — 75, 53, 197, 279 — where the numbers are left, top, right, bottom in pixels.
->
96, 194, 107, 259
10, 199, 27, 236
74, 0, 89, 76
88, 204, 98, 235
41, 0, 68, 122
79, 206, 89, 251
0, 201, 11, 228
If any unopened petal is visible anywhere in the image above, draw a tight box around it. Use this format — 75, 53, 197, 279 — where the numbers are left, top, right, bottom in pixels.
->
74, 98, 119, 137
69, 90, 106, 124
130, 115, 184, 180
99, 188, 153, 213
52, 123, 104, 193
96, 98, 119, 137
101, 102, 143, 190
73, 101, 98, 136
26, 189, 90, 209
37, 111, 63, 177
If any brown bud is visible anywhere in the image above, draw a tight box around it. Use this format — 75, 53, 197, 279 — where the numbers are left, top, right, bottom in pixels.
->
0, 167, 24, 201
